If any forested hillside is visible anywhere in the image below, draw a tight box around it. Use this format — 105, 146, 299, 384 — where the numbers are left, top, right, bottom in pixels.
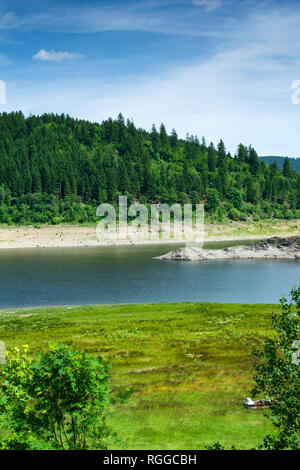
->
260, 156, 300, 173
0, 111, 299, 225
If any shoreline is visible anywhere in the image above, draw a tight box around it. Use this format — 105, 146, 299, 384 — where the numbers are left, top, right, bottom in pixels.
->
0, 220, 299, 250
0, 300, 278, 314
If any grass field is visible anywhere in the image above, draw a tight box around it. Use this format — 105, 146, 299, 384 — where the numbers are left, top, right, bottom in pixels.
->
205, 218, 300, 240
0, 302, 278, 449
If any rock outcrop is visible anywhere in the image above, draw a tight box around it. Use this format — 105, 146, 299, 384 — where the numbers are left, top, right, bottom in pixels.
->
156, 237, 300, 261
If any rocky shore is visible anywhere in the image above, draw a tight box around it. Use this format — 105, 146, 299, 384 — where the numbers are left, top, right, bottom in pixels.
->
156, 237, 300, 261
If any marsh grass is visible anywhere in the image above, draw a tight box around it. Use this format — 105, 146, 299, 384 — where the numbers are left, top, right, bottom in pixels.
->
0, 302, 277, 449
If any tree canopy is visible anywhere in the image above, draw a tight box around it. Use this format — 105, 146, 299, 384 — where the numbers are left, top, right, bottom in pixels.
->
0, 344, 131, 450
0, 111, 299, 225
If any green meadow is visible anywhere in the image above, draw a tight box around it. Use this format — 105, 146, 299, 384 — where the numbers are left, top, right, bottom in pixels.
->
0, 302, 277, 450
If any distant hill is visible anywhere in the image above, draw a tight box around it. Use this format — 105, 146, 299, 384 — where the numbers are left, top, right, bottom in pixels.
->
260, 156, 300, 173
0, 111, 299, 225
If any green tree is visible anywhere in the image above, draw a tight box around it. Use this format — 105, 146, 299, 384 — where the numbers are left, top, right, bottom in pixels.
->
205, 188, 220, 211
170, 128, 178, 154
159, 123, 169, 151
217, 140, 227, 170
228, 188, 243, 210
236, 143, 248, 163
150, 124, 161, 154
207, 143, 217, 172
0, 344, 131, 450
283, 157, 292, 178
248, 147, 260, 176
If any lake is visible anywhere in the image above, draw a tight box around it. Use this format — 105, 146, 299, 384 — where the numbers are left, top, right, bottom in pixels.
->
0, 242, 299, 308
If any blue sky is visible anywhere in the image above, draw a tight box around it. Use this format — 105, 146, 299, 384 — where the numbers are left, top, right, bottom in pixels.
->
1, 0, 300, 155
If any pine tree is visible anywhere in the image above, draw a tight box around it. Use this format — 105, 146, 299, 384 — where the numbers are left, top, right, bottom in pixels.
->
283, 157, 292, 178
170, 128, 178, 154
248, 146, 260, 176
207, 143, 217, 172
150, 124, 161, 154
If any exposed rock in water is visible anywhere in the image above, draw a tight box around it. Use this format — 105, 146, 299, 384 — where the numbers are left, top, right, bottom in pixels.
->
155, 237, 300, 261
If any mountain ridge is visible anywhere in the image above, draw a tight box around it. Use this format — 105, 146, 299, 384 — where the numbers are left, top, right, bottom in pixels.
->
260, 156, 300, 173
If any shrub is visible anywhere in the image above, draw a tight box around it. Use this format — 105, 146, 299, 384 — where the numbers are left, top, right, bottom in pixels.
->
0, 344, 131, 450
228, 207, 246, 221
228, 188, 243, 210
205, 188, 220, 211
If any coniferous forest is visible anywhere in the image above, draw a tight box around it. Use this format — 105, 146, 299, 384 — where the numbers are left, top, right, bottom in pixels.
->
260, 156, 300, 173
0, 111, 299, 225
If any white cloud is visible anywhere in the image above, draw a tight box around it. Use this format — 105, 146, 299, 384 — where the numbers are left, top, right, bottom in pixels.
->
194, 0, 222, 12
33, 49, 83, 62
4, 4, 300, 157
0, 2, 225, 37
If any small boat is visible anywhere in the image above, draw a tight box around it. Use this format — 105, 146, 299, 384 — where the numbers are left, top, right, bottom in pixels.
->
244, 397, 271, 409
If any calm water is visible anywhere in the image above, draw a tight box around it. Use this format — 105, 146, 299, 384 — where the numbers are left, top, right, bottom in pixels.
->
0, 242, 299, 308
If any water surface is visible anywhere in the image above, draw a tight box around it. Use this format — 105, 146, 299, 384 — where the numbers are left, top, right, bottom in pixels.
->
0, 242, 299, 308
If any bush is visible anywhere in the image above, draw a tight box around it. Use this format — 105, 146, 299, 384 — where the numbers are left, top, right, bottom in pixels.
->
205, 188, 220, 211
228, 207, 246, 221
0, 344, 131, 450
284, 209, 294, 220
228, 188, 243, 210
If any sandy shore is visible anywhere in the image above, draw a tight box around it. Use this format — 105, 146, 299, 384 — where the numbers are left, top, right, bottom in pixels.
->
157, 237, 300, 261
0, 220, 299, 250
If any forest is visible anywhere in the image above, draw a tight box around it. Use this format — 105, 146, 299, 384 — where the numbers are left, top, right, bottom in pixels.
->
260, 156, 300, 173
0, 111, 299, 225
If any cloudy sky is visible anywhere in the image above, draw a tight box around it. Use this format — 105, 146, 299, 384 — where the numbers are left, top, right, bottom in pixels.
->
1, 0, 300, 156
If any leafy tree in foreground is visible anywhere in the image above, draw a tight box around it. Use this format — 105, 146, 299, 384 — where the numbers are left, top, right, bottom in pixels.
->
0, 344, 131, 450
252, 285, 300, 450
